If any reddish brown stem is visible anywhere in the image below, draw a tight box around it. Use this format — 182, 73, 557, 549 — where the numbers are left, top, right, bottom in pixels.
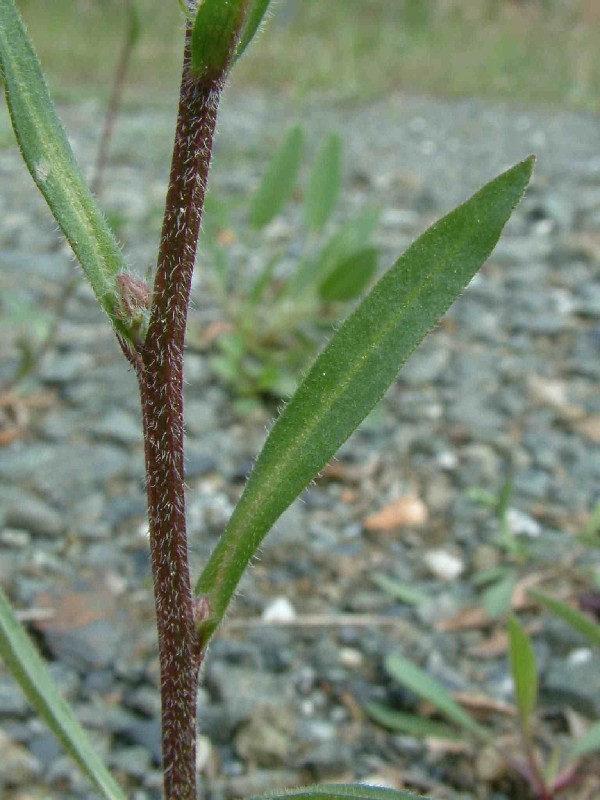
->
132, 30, 223, 800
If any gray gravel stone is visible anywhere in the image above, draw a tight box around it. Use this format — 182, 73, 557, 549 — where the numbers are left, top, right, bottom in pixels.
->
90, 408, 142, 445
3, 492, 64, 538
0, 677, 29, 716
543, 650, 600, 716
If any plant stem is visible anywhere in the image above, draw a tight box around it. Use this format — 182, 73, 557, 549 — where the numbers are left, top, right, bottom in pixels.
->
522, 733, 552, 800
132, 28, 223, 800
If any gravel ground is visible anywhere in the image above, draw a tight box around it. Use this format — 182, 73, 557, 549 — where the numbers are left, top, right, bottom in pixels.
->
0, 89, 599, 800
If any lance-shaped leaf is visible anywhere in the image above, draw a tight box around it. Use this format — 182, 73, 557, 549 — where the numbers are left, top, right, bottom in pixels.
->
195, 157, 534, 642
305, 132, 342, 232
318, 246, 378, 303
235, 0, 274, 60
385, 655, 492, 743
508, 614, 538, 735
0, 587, 127, 800
529, 590, 600, 649
249, 126, 304, 229
191, 0, 249, 80
366, 701, 458, 740
0, 0, 130, 340
251, 784, 432, 800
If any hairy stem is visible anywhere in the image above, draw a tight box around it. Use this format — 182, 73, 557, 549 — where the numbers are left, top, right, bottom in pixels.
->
133, 29, 223, 800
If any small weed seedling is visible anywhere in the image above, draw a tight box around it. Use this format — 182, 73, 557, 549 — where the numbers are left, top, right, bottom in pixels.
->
0, 2, 534, 799
368, 606, 600, 799
202, 126, 380, 410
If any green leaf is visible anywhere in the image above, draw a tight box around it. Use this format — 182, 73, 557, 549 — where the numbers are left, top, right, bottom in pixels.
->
569, 721, 600, 760
496, 472, 514, 520
305, 133, 342, 232
472, 565, 511, 587
507, 614, 538, 734
385, 655, 492, 742
371, 574, 428, 606
482, 571, 516, 618
195, 157, 534, 643
318, 246, 378, 302
190, 0, 249, 80
0, 0, 130, 340
529, 590, 600, 649
0, 587, 127, 800
249, 126, 304, 229
287, 208, 379, 297
251, 784, 433, 800
317, 208, 379, 278
235, 0, 273, 61
365, 701, 458, 739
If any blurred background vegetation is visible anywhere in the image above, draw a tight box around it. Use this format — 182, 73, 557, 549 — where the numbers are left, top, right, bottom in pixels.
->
15, 0, 600, 111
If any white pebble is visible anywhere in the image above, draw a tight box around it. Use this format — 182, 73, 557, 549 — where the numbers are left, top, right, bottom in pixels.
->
261, 596, 297, 623
423, 549, 465, 581
507, 508, 541, 537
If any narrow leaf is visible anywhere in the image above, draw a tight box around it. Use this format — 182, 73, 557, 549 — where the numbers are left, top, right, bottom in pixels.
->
371, 574, 428, 606
253, 784, 432, 800
190, 0, 249, 80
507, 614, 538, 733
235, 0, 273, 60
365, 701, 458, 739
385, 655, 492, 742
305, 133, 342, 231
0, 587, 127, 800
482, 571, 516, 618
570, 721, 600, 760
287, 208, 379, 296
0, 0, 130, 339
249, 126, 304, 229
195, 157, 534, 642
529, 590, 600, 648
318, 246, 378, 302
316, 208, 379, 280
496, 472, 514, 519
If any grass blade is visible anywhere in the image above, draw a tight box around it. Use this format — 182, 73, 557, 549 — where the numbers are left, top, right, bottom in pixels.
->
195, 157, 534, 642
0, 587, 127, 800
249, 126, 304, 229
252, 784, 432, 800
384, 655, 492, 742
529, 590, 600, 648
305, 132, 342, 232
365, 701, 458, 739
0, 0, 130, 339
371, 574, 429, 606
507, 614, 538, 734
